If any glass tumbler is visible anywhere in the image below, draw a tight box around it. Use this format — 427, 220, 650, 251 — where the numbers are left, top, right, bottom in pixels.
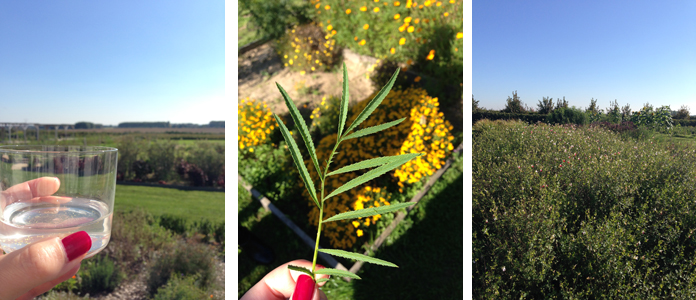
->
0, 145, 118, 257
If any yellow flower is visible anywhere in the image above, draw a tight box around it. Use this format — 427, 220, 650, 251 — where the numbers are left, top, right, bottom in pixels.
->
404, 16, 412, 23
289, 59, 293, 65
456, 32, 463, 39
360, 6, 367, 11
436, 1, 442, 6
325, 5, 330, 10
407, 0, 412, 8
352, 220, 360, 228
414, 76, 421, 82
331, 30, 337, 35
363, 24, 369, 30
359, 39, 366, 45
346, 8, 352, 14
315, 3, 320, 8
394, 1, 401, 5
373, 7, 380, 12
394, 13, 400, 19
426, 49, 435, 60
327, 25, 333, 31
390, 47, 395, 54
300, 71, 306, 75
399, 37, 406, 45
399, 24, 406, 32
407, 26, 414, 33
249, 148, 254, 153
357, 229, 363, 237
444, 12, 449, 17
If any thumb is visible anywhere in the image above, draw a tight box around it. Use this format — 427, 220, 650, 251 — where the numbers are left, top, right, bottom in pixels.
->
0, 231, 92, 300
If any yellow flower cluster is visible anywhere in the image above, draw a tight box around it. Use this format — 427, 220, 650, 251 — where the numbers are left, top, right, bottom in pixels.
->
311, 0, 462, 63
276, 23, 341, 73
238, 98, 274, 153
302, 87, 454, 249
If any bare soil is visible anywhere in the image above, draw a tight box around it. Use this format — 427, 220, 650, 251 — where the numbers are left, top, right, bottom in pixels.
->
238, 41, 380, 115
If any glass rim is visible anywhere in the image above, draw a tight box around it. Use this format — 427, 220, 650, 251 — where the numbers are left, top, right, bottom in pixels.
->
0, 145, 118, 154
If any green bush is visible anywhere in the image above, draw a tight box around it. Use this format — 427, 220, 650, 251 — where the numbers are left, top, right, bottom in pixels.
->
152, 274, 208, 300
116, 137, 146, 180
239, 0, 313, 40
79, 254, 124, 295
546, 106, 589, 125
309, 95, 342, 137
108, 209, 174, 273
473, 121, 696, 298
146, 241, 217, 295
238, 143, 301, 202
158, 214, 189, 235
146, 139, 180, 181
38, 291, 89, 300
275, 23, 342, 73
473, 111, 548, 124
185, 142, 225, 187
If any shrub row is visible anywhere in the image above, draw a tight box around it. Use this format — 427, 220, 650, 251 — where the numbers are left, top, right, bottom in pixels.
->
473, 120, 696, 298
473, 110, 549, 124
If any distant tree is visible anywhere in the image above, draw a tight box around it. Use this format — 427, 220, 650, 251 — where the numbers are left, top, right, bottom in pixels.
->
621, 103, 632, 119
536, 96, 555, 114
556, 97, 569, 110
209, 121, 225, 128
586, 98, 599, 114
607, 99, 622, 123
675, 105, 690, 119
472, 95, 480, 112
502, 90, 526, 113
75, 122, 95, 129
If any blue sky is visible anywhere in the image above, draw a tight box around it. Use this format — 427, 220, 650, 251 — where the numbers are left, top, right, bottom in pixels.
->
0, 1, 224, 125
473, 1, 696, 113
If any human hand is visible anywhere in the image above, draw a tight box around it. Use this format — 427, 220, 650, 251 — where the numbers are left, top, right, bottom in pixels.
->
0, 177, 92, 300
241, 259, 330, 300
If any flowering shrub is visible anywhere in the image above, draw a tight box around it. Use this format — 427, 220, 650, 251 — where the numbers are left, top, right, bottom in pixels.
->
238, 98, 275, 153
305, 87, 454, 249
474, 120, 696, 298
275, 23, 342, 73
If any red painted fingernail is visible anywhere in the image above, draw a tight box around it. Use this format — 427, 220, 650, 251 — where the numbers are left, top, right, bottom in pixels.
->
292, 274, 315, 300
61, 231, 92, 261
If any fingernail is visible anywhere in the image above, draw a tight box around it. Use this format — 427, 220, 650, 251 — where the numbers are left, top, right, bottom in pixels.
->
292, 274, 315, 300
61, 231, 92, 261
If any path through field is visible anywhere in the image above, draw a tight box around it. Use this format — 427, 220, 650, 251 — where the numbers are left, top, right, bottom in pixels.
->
238, 42, 380, 115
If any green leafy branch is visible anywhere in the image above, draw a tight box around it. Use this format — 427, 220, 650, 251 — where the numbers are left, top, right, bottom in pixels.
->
273, 63, 422, 282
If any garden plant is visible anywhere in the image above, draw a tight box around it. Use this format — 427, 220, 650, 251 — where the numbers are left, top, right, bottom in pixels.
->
273, 63, 423, 282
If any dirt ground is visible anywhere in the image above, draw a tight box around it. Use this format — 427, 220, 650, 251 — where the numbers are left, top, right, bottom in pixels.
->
238, 42, 380, 115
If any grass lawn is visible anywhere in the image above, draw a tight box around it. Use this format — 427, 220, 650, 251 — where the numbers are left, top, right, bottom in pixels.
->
238, 153, 463, 299
115, 184, 225, 224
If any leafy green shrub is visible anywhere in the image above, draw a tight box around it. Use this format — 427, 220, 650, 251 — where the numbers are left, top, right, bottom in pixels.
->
473, 121, 696, 298
214, 221, 225, 245
152, 274, 208, 300
238, 143, 301, 202
146, 139, 179, 181
546, 106, 588, 125
629, 104, 674, 132
38, 290, 89, 300
239, 0, 312, 40
116, 137, 146, 180
275, 23, 342, 73
146, 241, 217, 295
78, 254, 124, 295
472, 111, 548, 124
158, 214, 189, 235
309, 95, 342, 137
108, 209, 174, 273
185, 142, 225, 187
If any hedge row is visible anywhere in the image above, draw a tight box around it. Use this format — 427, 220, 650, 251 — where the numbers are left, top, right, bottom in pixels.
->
473, 111, 548, 124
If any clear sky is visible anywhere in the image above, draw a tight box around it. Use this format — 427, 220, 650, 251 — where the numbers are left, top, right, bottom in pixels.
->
0, 1, 224, 126
473, 1, 696, 113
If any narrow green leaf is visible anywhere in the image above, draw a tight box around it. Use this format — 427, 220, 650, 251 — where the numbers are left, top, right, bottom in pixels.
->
273, 114, 319, 207
322, 202, 416, 223
327, 153, 416, 177
276, 82, 322, 176
316, 278, 330, 284
342, 118, 405, 141
338, 62, 349, 138
344, 68, 400, 135
288, 265, 314, 278
319, 249, 398, 268
314, 268, 361, 280
324, 153, 421, 201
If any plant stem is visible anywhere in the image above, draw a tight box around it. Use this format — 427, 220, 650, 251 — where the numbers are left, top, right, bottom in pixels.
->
310, 138, 342, 278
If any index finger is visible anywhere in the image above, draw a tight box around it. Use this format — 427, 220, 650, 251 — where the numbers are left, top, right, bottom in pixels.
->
241, 260, 330, 300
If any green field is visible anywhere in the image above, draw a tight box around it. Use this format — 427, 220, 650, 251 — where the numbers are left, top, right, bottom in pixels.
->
115, 185, 225, 224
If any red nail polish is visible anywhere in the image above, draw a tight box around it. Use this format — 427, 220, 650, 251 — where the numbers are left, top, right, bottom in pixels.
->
61, 231, 92, 261
292, 274, 315, 300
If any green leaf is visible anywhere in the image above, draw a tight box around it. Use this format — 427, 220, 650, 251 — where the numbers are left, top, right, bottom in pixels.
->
276, 82, 322, 177
318, 249, 398, 268
273, 114, 319, 207
316, 278, 330, 284
344, 68, 400, 136
314, 268, 361, 280
322, 202, 416, 223
338, 62, 349, 138
342, 118, 406, 141
324, 153, 421, 201
288, 265, 314, 278
327, 152, 416, 177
